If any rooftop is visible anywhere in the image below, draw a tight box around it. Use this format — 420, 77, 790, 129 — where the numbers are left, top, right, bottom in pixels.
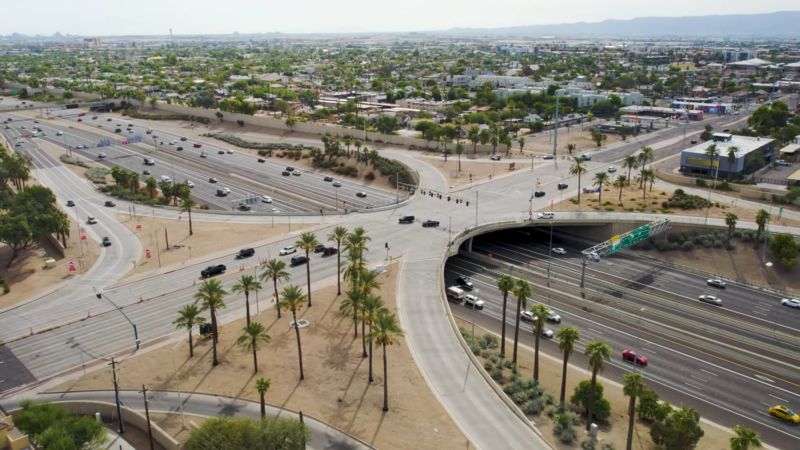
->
682, 135, 774, 157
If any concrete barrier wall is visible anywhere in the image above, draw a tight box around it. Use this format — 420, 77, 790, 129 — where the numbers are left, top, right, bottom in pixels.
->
11, 401, 180, 450
5, 82, 100, 101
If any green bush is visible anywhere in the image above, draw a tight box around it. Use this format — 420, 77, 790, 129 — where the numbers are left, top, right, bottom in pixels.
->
512, 390, 531, 404
682, 241, 695, 251
3, 282, 9, 294
489, 367, 503, 380
484, 361, 493, 371
482, 334, 499, 349
581, 437, 597, 450
214, 134, 316, 151
571, 380, 612, 420
85, 167, 110, 184
604, 207, 615, 211
503, 359, 515, 369
523, 398, 544, 415
60, 155, 89, 168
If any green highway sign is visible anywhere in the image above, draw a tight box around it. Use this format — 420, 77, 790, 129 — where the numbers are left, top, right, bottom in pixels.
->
609, 224, 651, 254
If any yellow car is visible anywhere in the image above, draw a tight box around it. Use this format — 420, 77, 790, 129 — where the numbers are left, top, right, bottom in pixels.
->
769, 405, 800, 424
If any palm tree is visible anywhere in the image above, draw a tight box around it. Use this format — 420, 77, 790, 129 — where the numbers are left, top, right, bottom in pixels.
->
511, 278, 532, 364
179, 197, 197, 235
622, 155, 639, 186
593, 172, 610, 203
569, 157, 588, 203
468, 126, 480, 155
529, 303, 551, 381
367, 309, 405, 411
584, 341, 613, 431
755, 209, 770, 241
638, 169, 654, 200
518, 137, 525, 152
614, 174, 628, 202
172, 305, 206, 358
327, 226, 349, 295
255, 378, 271, 419
231, 275, 262, 326
260, 259, 290, 319
645, 168, 657, 193
357, 269, 382, 357
193, 279, 228, 366
556, 327, 581, 403
145, 176, 158, 198
362, 294, 385, 383
280, 284, 307, 380
671, 403, 702, 449
237, 322, 271, 374
623, 373, 646, 450
496, 275, 516, 357
295, 232, 320, 307
704, 143, 720, 180
639, 146, 654, 168
729, 425, 762, 450
725, 213, 739, 248
726, 145, 740, 181
340, 287, 363, 339
455, 143, 465, 172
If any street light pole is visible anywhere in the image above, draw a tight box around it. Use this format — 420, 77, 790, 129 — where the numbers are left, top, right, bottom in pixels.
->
93, 288, 140, 349
633, 308, 646, 374
471, 288, 479, 347
171, 340, 186, 430
547, 221, 554, 278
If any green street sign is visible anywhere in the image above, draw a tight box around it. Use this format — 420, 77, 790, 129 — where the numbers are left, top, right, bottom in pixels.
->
612, 224, 651, 254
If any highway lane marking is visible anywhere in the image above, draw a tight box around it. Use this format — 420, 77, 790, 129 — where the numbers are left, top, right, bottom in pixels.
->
761, 402, 773, 407
587, 328, 603, 335
690, 375, 707, 383
770, 394, 789, 403
752, 311, 769, 316
456, 254, 800, 364
755, 375, 775, 383
642, 348, 656, 354
701, 369, 718, 377
684, 382, 703, 391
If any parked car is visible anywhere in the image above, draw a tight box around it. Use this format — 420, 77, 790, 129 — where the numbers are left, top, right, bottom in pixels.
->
291, 255, 309, 266
280, 246, 297, 255
698, 294, 722, 306
707, 279, 726, 288
422, 220, 440, 227
622, 350, 647, 366
102, 237, 111, 247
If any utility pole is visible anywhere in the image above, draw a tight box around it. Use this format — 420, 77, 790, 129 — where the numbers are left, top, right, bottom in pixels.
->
141, 385, 155, 450
110, 357, 125, 434
553, 94, 559, 169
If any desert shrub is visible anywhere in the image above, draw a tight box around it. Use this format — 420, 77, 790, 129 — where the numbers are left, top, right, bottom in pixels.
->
604, 207, 615, 211
214, 134, 316, 151
512, 390, 531, 405
85, 167, 110, 183
334, 166, 359, 177
60, 155, 89, 168
600, 444, 615, 450
236, 120, 244, 127
581, 437, 597, 450
522, 398, 544, 415
2, 282, 9, 294
471, 345, 481, 356
459, 327, 472, 342
484, 361, 493, 371
488, 354, 499, 364
482, 334, 499, 349
542, 393, 556, 406
503, 359, 515, 369
682, 241, 695, 251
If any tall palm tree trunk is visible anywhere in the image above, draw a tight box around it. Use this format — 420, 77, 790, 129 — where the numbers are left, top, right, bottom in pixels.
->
336, 246, 342, 295
586, 370, 597, 431
292, 309, 304, 380
260, 393, 266, 418
533, 331, 540, 381
382, 343, 389, 411
577, 173, 582, 203
500, 293, 508, 357
188, 209, 193, 235
512, 299, 522, 363
361, 320, 367, 357
189, 329, 194, 357
273, 278, 281, 319
252, 339, 258, 373
626, 395, 637, 450
368, 324, 374, 382
559, 352, 569, 403
245, 292, 251, 326
211, 309, 219, 366
306, 254, 312, 307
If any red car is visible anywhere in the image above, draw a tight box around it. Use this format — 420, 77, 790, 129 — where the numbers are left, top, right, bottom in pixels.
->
193, 143, 202, 148
143, 169, 151, 175
78, 113, 86, 117
622, 350, 647, 366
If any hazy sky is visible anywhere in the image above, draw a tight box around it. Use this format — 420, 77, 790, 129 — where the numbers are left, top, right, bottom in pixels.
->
10, 0, 800, 36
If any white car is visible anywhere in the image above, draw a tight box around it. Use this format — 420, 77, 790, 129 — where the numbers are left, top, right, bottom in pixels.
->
261, 196, 273, 203
698, 294, 722, 306
87, 216, 98, 224
56, 131, 63, 136
226, 149, 233, 154
464, 294, 484, 309
222, 187, 231, 194
537, 212, 555, 219
280, 246, 297, 255
169, 140, 176, 145
707, 279, 726, 288
781, 299, 800, 308
521, 309, 562, 324
185, 181, 195, 188
97, 153, 107, 158
540, 327, 554, 339
490, 155, 501, 161
269, 207, 280, 213
552, 248, 567, 255
608, 166, 617, 172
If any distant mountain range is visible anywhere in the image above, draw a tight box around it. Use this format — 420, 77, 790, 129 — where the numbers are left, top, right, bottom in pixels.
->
436, 11, 800, 37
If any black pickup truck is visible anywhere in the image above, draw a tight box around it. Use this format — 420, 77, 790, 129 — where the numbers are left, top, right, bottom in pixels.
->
201, 264, 226, 278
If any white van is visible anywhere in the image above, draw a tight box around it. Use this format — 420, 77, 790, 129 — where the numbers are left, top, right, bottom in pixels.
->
446, 286, 465, 303
537, 212, 555, 219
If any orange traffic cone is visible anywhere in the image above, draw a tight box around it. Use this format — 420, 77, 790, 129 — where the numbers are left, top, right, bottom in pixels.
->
87, 311, 91, 318
140, 295, 144, 302
30, 328, 34, 335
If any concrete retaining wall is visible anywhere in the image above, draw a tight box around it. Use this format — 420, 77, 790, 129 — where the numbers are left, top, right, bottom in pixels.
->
5, 82, 100, 101
9, 401, 179, 450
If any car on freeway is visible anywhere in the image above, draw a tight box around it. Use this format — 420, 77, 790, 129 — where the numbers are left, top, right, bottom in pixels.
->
200, 151, 208, 158
185, 181, 195, 188
216, 189, 228, 196
291, 255, 309, 266
143, 169, 151, 175
540, 327, 554, 338
116, 123, 122, 126
146, 129, 152, 133
261, 196, 273, 203
520, 309, 562, 324
323, 247, 339, 256
399, 215, 415, 224
177, 146, 183, 151
87, 216, 98, 224
222, 187, 231, 194
314, 244, 327, 253
20, 125, 26, 129
169, 141, 176, 145
208, 177, 217, 183
226, 149, 233, 154
690, 139, 698, 144
56, 131, 63, 136
422, 220, 440, 227
193, 143, 202, 148
333, 181, 341, 187
218, 150, 225, 154
201, 264, 226, 278
180, 137, 188, 141
282, 171, 291, 176
456, 276, 474, 290
557, 183, 568, 190
356, 192, 367, 198
734, 111, 740, 115
280, 246, 297, 255
258, 158, 265, 163
723, 128, 730, 133
608, 166, 617, 172
464, 294, 484, 309
769, 405, 800, 424
238, 204, 251, 211
543, 155, 554, 160
269, 208, 280, 213
292, 171, 301, 176
777, 161, 792, 166
698, 294, 722, 306
107, 118, 112, 122
534, 190, 545, 197
66, 200, 75, 207
781, 299, 800, 308
552, 248, 567, 255
285, 166, 294, 172
490, 155, 501, 161
622, 350, 647, 366
104, 200, 116, 207
324, 176, 334, 182
102, 237, 112, 247
707, 279, 726, 288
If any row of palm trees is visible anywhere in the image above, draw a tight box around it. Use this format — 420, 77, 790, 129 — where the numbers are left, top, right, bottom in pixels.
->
1, 151, 33, 190
172, 226, 405, 411
493, 274, 763, 450
569, 147, 658, 204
